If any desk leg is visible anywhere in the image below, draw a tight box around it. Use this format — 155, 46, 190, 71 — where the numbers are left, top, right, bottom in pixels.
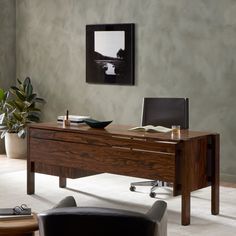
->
211, 134, 220, 215
182, 192, 190, 225
27, 162, 35, 195
59, 177, 66, 188
181, 140, 192, 226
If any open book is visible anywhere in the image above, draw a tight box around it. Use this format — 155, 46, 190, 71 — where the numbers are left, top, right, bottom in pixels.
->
129, 125, 172, 133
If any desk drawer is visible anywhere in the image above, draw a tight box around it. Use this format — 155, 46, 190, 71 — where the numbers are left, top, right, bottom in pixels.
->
29, 138, 176, 182
29, 128, 177, 154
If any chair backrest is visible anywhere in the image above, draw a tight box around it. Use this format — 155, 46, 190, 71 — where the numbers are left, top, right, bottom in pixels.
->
141, 97, 189, 129
37, 198, 167, 236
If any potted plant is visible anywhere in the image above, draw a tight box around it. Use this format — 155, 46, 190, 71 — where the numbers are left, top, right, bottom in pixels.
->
0, 77, 45, 158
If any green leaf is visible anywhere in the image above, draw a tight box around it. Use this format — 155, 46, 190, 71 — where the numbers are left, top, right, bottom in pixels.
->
14, 100, 25, 111
1, 130, 8, 139
23, 77, 31, 87
27, 114, 40, 122
0, 123, 7, 129
17, 78, 22, 85
0, 89, 4, 101
28, 93, 37, 102
19, 84, 24, 92
13, 112, 23, 121
28, 111, 40, 118
0, 113, 5, 124
3, 91, 10, 101
28, 107, 41, 112
18, 129, 26, 138
6, 100, 15, 108
28, 103, 35, 109
35, 97, 46, 104
10, 86, 20, 91
15, 90, 26, 101
23, 77, 30, 94
24, 101, 32, 107
26, 82, 33, 98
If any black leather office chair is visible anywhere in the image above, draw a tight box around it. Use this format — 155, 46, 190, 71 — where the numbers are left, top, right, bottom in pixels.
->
37, 196, 167, 236
130, 97, 189, 198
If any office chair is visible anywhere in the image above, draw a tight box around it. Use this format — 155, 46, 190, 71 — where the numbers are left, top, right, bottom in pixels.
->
130, 97, 189, 198
37, 196, 167, 236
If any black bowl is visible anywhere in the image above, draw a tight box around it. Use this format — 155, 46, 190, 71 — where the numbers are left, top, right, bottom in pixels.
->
84, 119, 112, 129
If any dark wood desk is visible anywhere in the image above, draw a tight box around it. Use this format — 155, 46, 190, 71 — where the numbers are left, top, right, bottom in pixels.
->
27, 122, 219, 225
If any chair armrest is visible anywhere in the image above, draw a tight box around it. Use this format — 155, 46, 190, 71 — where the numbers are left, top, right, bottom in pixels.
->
146, 200, 167, 222
146, 200, 167, 236
53, 196, 77, 208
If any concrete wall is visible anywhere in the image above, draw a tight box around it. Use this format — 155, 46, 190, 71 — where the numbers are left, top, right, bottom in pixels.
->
0, 0, 16, 153
16, 0, 236, 182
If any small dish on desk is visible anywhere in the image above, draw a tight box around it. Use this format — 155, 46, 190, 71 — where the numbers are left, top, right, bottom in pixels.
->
84, 119, 112, 129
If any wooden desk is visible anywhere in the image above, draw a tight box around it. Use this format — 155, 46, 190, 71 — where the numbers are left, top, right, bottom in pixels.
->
27, 122, 219, 225
0, 214, 38, 236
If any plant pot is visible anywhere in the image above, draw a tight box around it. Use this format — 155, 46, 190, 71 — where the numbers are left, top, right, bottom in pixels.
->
5, 132, 27, 159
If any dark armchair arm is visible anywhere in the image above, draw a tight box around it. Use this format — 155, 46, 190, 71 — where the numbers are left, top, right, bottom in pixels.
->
146, 200, 167, 236
37, 197, 167, 236
52, 196, 77, 209
146, 200, 167, 222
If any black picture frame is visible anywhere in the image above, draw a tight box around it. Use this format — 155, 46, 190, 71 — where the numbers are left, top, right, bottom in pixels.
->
86, 23, 135, 85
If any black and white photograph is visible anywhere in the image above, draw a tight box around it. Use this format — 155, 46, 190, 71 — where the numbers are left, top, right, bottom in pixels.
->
86, 24, 135, 85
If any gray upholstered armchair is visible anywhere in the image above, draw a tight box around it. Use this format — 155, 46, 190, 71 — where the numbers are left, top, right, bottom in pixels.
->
37, 196, 167, 236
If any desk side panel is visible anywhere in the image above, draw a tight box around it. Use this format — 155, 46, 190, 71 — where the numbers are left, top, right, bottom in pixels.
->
175, 137, 210, 194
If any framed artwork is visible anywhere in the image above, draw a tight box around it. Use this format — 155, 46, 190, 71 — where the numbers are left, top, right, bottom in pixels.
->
86, 24, 135, 85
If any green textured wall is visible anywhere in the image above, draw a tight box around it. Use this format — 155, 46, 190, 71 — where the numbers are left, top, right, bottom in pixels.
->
16, 0, 236, 182
0, 0, 16, 153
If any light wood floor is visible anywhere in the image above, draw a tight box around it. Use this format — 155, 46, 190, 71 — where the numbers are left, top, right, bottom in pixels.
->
0, 154, 236, 188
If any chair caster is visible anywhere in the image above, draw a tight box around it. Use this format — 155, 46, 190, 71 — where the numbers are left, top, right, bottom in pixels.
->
149, 192, 156, 198
130, 186, 136, 191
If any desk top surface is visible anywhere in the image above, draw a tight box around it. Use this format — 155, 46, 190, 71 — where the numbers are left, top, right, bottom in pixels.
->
28, 122, 218, 142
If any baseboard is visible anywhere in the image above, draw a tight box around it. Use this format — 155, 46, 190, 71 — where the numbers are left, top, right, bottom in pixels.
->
221, 173, 236, 183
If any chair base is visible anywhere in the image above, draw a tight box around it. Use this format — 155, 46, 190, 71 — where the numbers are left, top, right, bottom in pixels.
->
130, 180, 169, 198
